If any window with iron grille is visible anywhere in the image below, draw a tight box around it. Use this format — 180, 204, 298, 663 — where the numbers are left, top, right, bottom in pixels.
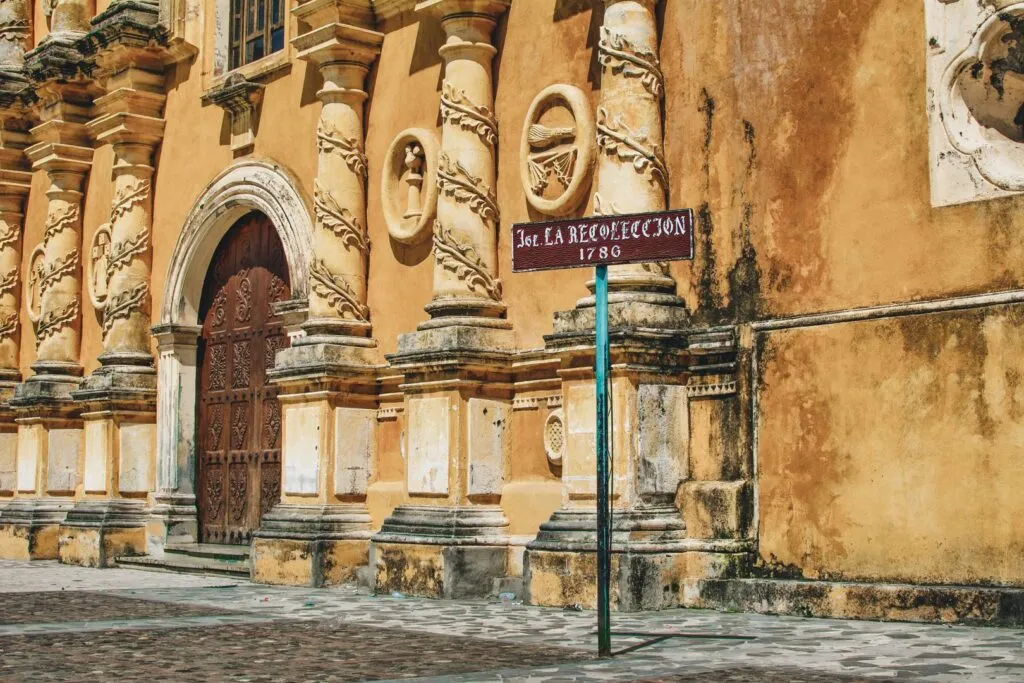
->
229, 0, 285, 70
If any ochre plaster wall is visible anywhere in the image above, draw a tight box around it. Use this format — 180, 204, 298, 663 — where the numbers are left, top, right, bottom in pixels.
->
756, 306, 1024, 585
668, 0, 1024, 322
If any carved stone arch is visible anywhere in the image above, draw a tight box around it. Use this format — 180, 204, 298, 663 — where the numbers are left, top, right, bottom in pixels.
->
161, 158, 312, 328
150, 158, 312, 553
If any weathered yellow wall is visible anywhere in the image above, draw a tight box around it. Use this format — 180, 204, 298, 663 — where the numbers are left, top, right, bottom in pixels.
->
670, 0, 1024, 321
757, 307, 1024, 585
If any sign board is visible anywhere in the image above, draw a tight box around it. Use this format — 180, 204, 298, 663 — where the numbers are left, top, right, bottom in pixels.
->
511, 208, 695, 273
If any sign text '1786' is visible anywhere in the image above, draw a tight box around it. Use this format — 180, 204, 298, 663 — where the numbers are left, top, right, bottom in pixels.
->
511, 208, 695, 273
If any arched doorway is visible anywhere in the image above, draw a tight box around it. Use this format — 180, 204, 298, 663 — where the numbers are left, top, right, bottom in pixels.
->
196, 211, 290, 545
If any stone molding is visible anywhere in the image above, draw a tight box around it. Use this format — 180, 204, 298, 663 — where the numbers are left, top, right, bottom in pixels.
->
202, 73, 264, 153
162, 159, 312, 327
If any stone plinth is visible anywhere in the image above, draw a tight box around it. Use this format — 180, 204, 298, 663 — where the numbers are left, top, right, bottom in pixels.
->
253, 340, 379, 587
57, 498, 147, 567
252, 504, 372, 587
373, 505, 510, 599
374, 325, 514, 598
0, 496, 73, 559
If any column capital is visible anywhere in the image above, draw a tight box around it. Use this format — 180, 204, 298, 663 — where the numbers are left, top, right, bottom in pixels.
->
26, 120, 94, 174
292, 23, 384, 69
87, 112, 166, 148
151, 323, 201, 351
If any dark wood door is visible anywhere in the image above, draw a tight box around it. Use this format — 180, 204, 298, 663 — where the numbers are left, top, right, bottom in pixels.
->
196, 212, 290, 545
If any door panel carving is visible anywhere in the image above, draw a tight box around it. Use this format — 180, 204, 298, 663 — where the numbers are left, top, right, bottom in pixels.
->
197, 212, 290, 545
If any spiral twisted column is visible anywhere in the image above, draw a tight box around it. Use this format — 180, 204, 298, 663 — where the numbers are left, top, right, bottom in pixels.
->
24, 132, 91, 384
420, 0, 509, 325
595, 0, 677, 298
295, 24, 382, 341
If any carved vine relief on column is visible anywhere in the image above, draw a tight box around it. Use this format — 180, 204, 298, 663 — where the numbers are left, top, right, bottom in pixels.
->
440, 81, 497, 147
432, 221, 502, 301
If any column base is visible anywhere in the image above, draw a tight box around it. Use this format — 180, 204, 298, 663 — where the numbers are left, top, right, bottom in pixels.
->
523, 506, 753, 611
11, 363, 83, 407
71, 359, 156, 405
0, 497, 73, 560
148, 493, 198, 556
553, 293, 688, 335
252, 504, 372, 587
371, 505, 511, 599
58, 499, 147, 567
396, 321, 513, 356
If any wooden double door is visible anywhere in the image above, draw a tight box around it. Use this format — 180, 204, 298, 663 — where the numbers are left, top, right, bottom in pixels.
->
196, 212, 290, 545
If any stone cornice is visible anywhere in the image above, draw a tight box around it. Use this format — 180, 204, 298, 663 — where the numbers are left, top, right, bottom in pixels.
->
292, 22, 384, 66
414, 0, 511, 19
202, 73, 264, 114
24, 36, 94, 85
293, 0, 375, 30
371, 0, 416, 25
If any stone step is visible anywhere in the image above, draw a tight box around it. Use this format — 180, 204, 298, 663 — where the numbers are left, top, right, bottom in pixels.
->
115, 552, 251, 578
164, 543, 251, 562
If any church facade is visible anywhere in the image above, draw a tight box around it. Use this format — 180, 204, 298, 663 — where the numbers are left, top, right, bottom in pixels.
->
0, 0, 1022, 622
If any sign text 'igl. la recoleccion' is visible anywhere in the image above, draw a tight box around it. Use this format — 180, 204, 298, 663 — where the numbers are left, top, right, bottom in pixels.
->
511, 208, 695, 273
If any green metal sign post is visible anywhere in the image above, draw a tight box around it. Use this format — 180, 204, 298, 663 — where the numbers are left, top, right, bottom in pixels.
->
595, 264, 612, 657
511, 208, 697, 659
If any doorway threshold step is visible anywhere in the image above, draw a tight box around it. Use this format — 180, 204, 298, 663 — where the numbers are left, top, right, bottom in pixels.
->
115, 546, 251, 578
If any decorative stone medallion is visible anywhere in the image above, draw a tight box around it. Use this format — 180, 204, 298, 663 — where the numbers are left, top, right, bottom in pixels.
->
24, 244, 44, 324
520, 84, 596, 216
928, 1, 1024, 206
381, 128, 440, 245
86, 223, 112, 311
544, 407, 565, 467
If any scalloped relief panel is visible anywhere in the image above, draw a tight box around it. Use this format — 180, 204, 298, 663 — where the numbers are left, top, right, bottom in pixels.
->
928, 0, 1024, 206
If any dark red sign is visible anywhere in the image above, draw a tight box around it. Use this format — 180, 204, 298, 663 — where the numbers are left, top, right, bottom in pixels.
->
511, 208, 695, 272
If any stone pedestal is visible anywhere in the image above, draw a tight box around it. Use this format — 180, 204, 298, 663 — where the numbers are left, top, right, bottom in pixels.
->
373, 325, 514, 598
0, 405, 82, 559
62, 371, 156, 566
0, 496, 72, 559
253, 342, 377, 587
58, 498, 147, 567
253, 503, 371, 587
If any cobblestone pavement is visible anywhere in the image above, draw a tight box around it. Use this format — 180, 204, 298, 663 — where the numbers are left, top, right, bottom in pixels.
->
1, 560, 1022, 681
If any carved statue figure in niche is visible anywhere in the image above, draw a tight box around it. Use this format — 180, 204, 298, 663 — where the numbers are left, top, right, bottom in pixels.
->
402, 142, 425, 221
87, 224, 112, 311
25, 245, 44, 325
381, 128, 440, 244
520, 85, 596, 217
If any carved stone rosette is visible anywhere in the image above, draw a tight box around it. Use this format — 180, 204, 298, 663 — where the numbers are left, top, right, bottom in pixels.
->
294, 23, 383, 338
595, 0, 675, 294
420, 0, 510, 322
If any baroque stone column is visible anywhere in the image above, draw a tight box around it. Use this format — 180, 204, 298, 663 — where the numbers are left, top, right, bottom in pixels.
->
523, 1, 740, 612
373, 0, 514, 601
59, 0, 169, 567
3, 120, 92, 560
252, 4, 383, 588
0, 111, 30, 529
423, 0, 506, 325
